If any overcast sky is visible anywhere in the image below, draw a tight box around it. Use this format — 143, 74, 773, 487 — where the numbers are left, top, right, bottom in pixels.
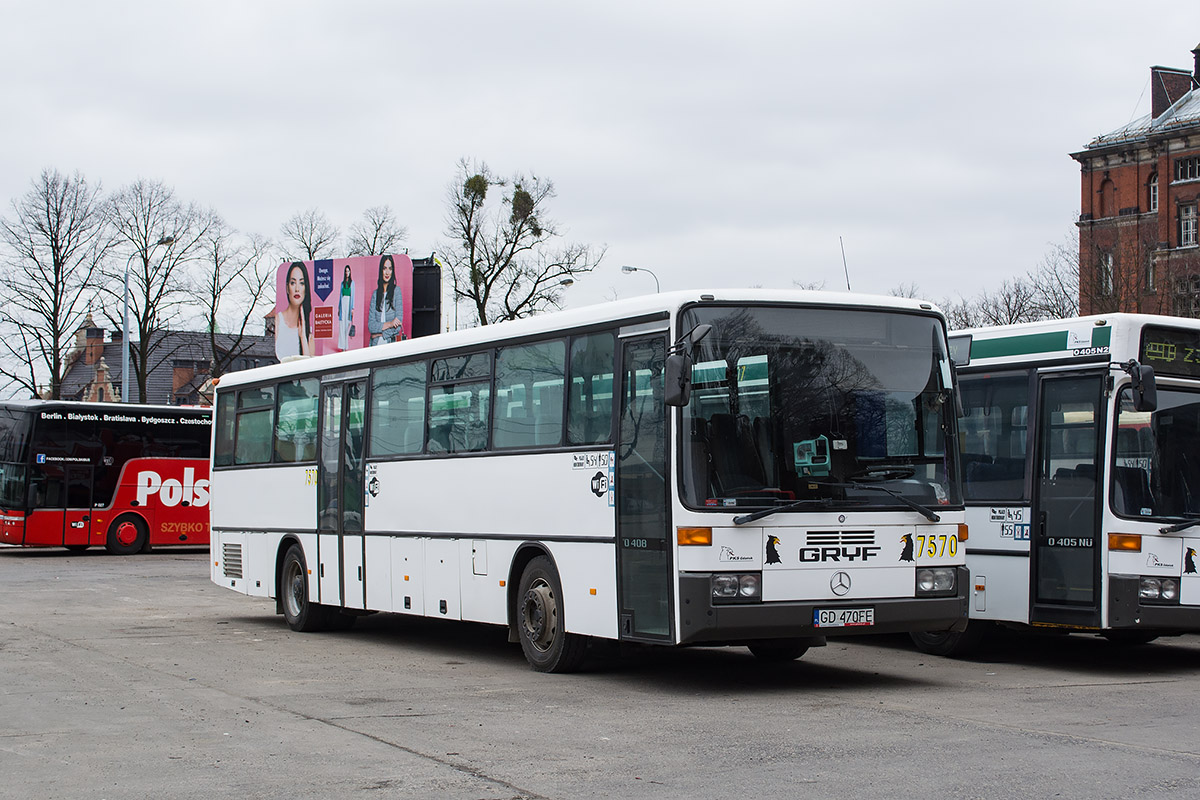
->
3, 1, 1200, 315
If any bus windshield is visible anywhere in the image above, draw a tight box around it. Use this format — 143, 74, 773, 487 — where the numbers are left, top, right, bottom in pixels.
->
0, 408, 32, 509
679, 305, 959, 510
1112, 386, 1200, 519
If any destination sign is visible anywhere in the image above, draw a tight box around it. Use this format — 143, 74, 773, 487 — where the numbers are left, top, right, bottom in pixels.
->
1139, 325, 1200, 378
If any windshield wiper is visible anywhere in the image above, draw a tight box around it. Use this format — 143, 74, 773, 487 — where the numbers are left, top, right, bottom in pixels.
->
733, 498, 834, 526
1159, 514, 1200, 534
842, 481, 941, 522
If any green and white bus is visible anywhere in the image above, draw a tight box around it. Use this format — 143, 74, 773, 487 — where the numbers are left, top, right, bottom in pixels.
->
914, 313, 1200, 655
210, 290, 967, 671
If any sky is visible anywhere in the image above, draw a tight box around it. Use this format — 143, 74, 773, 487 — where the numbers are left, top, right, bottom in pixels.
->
3, 1, 1200, 318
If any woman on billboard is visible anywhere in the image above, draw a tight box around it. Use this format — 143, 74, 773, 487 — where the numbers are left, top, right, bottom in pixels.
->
368, 254, 404, 346
337, 264, 355, 351
276, 261, 315, 358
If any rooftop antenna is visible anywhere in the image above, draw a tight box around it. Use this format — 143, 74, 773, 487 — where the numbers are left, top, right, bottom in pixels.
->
839, 236, 852, 291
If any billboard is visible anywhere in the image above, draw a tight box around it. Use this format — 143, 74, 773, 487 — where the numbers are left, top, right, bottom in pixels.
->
274, 254, 414, 360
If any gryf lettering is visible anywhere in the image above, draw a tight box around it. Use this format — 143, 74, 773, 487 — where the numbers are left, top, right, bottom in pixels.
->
798, 546, 881, 563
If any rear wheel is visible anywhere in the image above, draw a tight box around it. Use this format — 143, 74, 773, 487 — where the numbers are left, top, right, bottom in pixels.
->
517, 556, 587, 673
106, 514, 147, 555
910, 621, 988, 657
280, 545, 354, 632
747, 639, 810, 662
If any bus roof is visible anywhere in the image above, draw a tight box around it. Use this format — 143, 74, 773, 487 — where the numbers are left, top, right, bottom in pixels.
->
952, 313, 1200, 368
216, 288, 949, 391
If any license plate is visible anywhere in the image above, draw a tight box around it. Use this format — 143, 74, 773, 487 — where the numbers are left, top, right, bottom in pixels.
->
814, 608, 875, 628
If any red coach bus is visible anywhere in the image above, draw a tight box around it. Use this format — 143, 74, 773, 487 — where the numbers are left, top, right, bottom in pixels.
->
0, 400, 211, 554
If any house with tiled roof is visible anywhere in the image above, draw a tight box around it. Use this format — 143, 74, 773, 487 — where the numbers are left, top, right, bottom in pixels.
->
56, 315, 276, 405
1071, 43, 1200, 316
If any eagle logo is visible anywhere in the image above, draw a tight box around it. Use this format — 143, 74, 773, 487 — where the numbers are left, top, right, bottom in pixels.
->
765, 535, 782, 565
899, 533, 914, 562
1186, 548, 1198, 575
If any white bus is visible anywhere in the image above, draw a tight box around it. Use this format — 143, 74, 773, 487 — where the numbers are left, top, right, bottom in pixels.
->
915, 313, 1200, 655
210, 289, 967, 672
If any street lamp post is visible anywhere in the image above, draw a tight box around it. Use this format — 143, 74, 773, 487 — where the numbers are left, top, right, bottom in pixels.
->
122, 235, 175, 402
621, 264, 660, 293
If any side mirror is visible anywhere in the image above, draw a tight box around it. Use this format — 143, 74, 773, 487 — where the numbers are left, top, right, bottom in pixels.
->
1130, 363, 1157, 412
664, 353, 692, 407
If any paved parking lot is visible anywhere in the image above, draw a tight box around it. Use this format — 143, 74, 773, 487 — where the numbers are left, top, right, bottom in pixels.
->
3, 546, 1200, 799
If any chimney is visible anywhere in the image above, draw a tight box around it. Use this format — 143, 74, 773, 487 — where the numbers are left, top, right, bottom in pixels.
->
1151, 65, 1194, 118
1194, 42, 1200, 88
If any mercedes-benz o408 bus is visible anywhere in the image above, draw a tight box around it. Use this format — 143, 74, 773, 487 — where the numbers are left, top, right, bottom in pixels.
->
210, 290, 968, 671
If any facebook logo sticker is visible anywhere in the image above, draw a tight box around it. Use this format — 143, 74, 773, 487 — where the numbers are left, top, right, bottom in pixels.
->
36, 454, 45, 464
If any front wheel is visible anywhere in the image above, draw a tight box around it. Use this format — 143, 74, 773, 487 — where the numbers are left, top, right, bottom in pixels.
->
517, 556, 587, 673
106, 514, 148, 555
909, 621, 988, 657
280, 545, 354, 632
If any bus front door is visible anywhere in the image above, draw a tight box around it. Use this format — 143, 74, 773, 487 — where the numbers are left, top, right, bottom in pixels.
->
1029, 373, 1103, 628
616, 334, 673, 642
318, 379, 367, 610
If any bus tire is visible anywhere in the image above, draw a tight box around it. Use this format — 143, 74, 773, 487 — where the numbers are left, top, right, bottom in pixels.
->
747, 640, 810, 662
909, 621, 987, 657
517, 556, 587, 673
280, 544, 345, 632
106, 514, 148, 555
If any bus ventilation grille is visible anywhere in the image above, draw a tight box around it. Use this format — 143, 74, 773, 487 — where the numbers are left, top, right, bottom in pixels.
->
222, 543, 243, 579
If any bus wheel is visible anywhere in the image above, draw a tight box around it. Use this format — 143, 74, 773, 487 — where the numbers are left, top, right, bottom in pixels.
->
106, 515, 147, 555
517, 556, 587, 673
747, 640, 810, 662
910, 622, 987, 657
281, 545, 330, 632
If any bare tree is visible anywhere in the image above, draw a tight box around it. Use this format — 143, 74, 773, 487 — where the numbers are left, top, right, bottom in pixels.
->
0, 169, 115, 398
938, 295, 986, 331
103, 179, 218, 402
889, 282, 921, 298
976, 278, 1042, 326
1027, 237, 1080, 319
441, 158, 604, 326
193, 221, 275, 378
280, 208, 340, 260
346, 205, 407, 257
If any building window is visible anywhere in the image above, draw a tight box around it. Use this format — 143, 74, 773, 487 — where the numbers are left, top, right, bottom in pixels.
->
1146, 255, 1156, 293
1100, 252, 1114, 295
1099, 179, 1115, 217
1176, 157, 1200, 183
1183, 203, 1199, 247
1149, 173, 1158, 212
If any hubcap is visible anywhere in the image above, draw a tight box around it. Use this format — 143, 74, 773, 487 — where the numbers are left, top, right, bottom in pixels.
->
116, 522, 138, 547
522, 580, 557, 653
285, 563, 305, 618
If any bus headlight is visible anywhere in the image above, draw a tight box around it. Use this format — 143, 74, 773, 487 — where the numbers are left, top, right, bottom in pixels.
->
1139, 576, 1180, 604
712, 572, 762, 604
916, 567, 956, 596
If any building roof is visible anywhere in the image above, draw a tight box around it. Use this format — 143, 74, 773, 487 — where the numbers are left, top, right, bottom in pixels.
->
59, 329, 276, 404
1082, 86, 1200, 150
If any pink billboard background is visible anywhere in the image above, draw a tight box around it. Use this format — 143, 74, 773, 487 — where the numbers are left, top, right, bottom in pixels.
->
274, 254, 413, 360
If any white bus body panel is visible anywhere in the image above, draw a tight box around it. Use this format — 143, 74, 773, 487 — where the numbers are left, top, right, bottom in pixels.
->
962, 505, 1032, 623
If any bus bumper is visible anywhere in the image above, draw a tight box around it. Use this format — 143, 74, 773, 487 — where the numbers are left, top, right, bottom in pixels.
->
1109, 575, 1200, 631
678, 567, 970, 645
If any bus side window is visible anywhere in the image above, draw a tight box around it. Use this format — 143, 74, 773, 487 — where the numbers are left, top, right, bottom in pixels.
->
275, 378, 319, 462
568, 332, 615, 445
370, 361, 427, 456
959, 373, 1030, 501
495, 340, 565, 449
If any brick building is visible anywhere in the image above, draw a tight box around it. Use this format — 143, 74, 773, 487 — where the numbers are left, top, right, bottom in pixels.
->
55, 315, 276, 405
1071, 43, 1200, 316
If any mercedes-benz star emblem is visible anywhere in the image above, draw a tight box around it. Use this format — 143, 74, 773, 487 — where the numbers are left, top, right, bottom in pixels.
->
830, 571, 852, 596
